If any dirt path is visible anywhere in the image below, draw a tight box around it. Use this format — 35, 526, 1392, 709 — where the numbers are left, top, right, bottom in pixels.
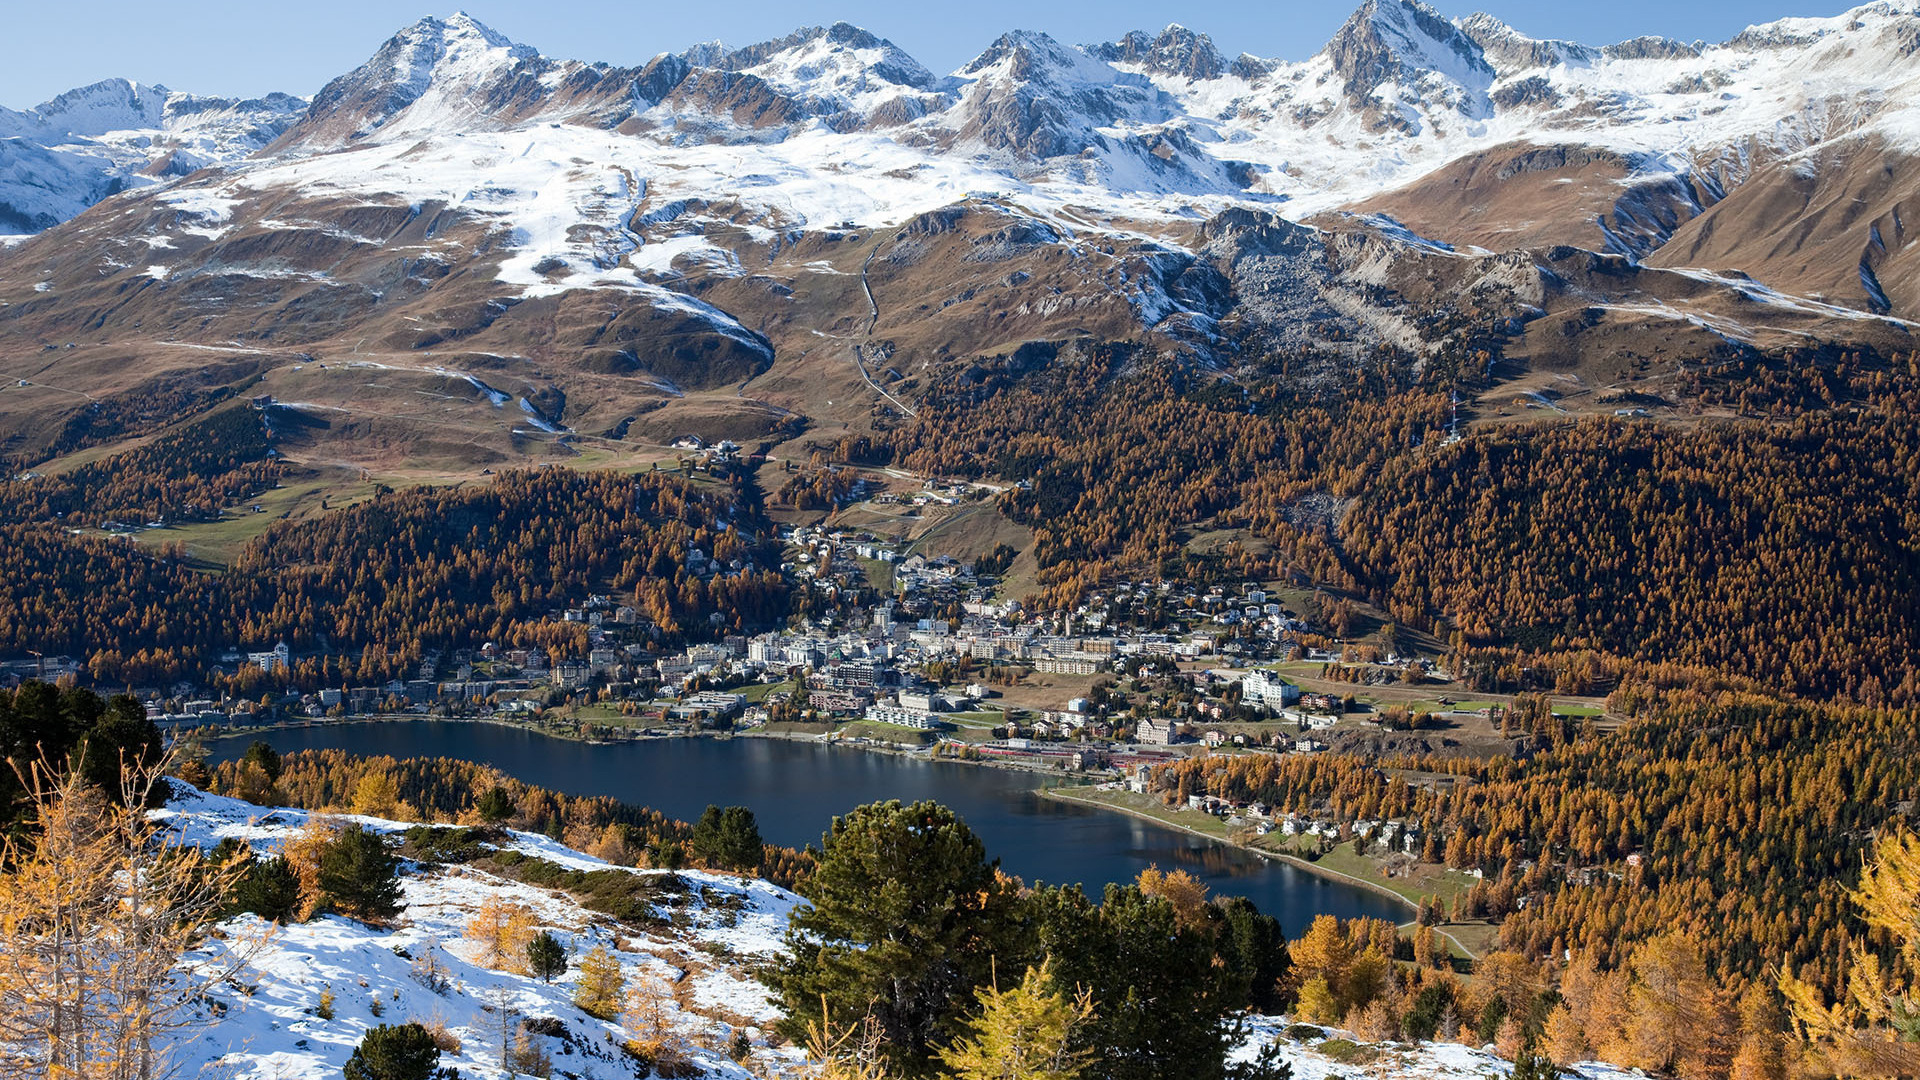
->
851, 243, 917, 417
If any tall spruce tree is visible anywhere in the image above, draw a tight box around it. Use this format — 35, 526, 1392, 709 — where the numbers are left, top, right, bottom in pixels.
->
75, 696, 167, 806
1029, 883, 1254, 1080
768, 800, 1016, 1078
316, 823, 404, 923
691, 804, 763, 871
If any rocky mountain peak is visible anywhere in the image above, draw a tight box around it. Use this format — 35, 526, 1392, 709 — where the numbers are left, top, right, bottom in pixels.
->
285, 11, 542, 148
1086, 25, 1230, 81
1321, 0, 1494, 106
373, 12, 536, 93
0, 78, 173, 140
716, 23, 934, 88
945, 31, 1171, 158
1455, 12, 1600, 74
959, 30, 1124, 85
702, 22, 941, 122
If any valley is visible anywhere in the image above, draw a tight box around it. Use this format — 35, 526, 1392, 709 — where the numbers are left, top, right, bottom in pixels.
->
3, 2, 1920, 1079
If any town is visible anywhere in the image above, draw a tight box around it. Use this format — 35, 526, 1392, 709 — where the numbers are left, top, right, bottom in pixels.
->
3, 490, 1577, 805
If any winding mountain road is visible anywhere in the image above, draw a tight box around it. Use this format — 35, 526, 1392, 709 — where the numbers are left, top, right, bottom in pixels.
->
852, 244, 916, 418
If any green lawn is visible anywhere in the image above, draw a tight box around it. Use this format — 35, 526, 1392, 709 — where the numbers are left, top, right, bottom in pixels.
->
835, 721, 938, 745
129, 477, 382, 566
738, 681, 788, 704
854, 555, 897, 594
1050, 786, 1237, 841
1394, 700, 1496, 714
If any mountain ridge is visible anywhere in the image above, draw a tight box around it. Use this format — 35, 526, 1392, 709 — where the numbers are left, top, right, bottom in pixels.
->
2, 2, 1917, 474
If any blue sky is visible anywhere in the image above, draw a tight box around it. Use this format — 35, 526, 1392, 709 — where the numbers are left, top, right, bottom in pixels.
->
2, 0, 1855, 109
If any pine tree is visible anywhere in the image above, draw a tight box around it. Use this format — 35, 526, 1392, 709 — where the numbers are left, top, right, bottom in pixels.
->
475, 785, 515, 824
937, 960, 1095, 1080
1510, 1045, 1559, 1080
343, 1023, 443, 1080
239, 740, 282, 782
768, 800, 1015, 1078
692, 804, 764, 871
74, 697, 165, 806
225, 851, 303, 923
316, 823, 405, 923
1031, 883, 1249, 1080
527, 931, 567, 983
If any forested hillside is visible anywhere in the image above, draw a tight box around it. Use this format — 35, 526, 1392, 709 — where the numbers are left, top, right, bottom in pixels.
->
0, 467, 787, 686
884, 342, 1920, 703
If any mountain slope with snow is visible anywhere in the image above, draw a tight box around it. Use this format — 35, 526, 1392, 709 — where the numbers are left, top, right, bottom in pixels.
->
151, 785, 1641, 1080
14, 4, 1920, 282
0, 79, 304, 233
155, 785, 804, 1079
2, 3, 1919, 472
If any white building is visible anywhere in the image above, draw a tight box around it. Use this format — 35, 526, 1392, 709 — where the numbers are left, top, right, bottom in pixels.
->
1239, 668, 1301, 711
865, 704, 947, 729
247, 642, 291, 674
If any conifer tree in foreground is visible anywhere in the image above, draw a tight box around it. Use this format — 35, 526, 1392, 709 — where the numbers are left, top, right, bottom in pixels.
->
315, 822, 405, 923
691, 804, 764, 871
1781, 828, 1920, 1079
527, 930, 568, 983
0, 754, 253, 1080
769, 799, 1016, 1078
343, 1022, 445, 1080
936, 959, 1096, 1080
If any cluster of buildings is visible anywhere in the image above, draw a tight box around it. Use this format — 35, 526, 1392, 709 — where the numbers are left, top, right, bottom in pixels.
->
8, 504, 1417, 760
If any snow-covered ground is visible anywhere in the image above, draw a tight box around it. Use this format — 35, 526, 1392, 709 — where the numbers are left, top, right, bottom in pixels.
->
1233, 1016, 1640, 1080
150, 787, 1639, 1080
155, 786, 805, 1079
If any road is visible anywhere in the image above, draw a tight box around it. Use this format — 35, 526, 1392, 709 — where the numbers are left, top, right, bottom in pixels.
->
851, 243, 916, 417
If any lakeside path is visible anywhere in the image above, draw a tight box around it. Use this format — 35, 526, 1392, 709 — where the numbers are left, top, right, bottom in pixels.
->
1043, 784, 1492, 960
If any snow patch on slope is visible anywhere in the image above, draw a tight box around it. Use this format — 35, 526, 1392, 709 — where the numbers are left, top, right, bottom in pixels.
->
154, 785, 803, 1080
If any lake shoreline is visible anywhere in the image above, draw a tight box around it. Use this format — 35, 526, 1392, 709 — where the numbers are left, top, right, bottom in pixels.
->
1042, 786, 1488, 958
198, 712, 1103, 779
198, 715, 1409, 929
1040, 785, 1419, 914
198, 719, 1394, 911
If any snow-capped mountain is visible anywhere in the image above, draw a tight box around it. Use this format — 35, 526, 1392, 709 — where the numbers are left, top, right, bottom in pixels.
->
1318, 0, 1497, 124
278, 12, 541, 149
709, 23, 942, 121
0, 79, 304, 233
3, 2, 1919, 472
1085, 25, 1234, 82
14, 3, 1920, 251
940, 30, 1176, 158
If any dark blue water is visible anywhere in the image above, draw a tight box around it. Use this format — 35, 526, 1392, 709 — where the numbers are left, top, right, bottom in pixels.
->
211, 721, 1404, 934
